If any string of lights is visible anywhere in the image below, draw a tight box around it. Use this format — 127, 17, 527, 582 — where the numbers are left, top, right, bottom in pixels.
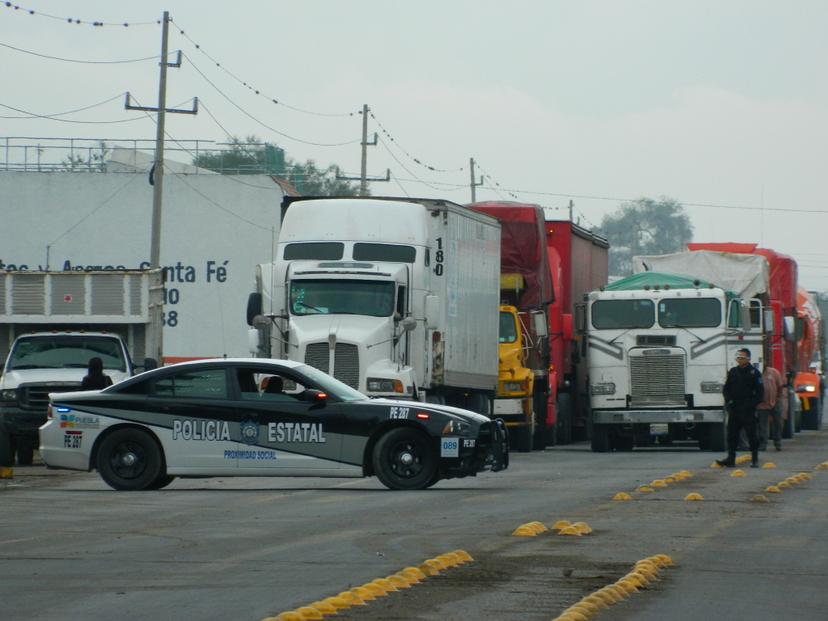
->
0, 41, 159, 64
170, 18, 360, 119
183, 53, 360, 148
368, 110, 464, 173
1, 2, 159, 27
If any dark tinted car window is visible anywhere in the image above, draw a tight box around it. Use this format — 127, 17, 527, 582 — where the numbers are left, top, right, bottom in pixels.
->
284, 242, 344, 260
152, 368, 228, 399
353, 243, 416, 263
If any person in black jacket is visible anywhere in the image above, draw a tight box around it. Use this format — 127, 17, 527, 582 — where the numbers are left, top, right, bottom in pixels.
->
81, 356, 113, 390
717, 348, 764, 468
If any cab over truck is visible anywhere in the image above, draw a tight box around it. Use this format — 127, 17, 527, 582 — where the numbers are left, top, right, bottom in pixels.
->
583, 265, 765, 452
0, 270, 163, 466
247, 197, 500, 414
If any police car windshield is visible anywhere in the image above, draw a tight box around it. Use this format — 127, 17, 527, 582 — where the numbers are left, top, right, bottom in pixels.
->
298, 364, 367, 401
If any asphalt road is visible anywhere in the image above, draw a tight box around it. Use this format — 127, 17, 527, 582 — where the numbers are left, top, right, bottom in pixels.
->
2, 425, 827, 621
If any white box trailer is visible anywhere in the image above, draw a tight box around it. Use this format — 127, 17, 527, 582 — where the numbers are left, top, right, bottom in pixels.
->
248, 197, 501, 413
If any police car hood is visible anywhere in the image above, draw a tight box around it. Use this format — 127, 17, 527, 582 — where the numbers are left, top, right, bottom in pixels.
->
0, 368, 128, 389
371, 398, 491, 425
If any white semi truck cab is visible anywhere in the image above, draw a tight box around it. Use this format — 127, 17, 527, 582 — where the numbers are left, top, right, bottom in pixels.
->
247, 197, 500, 413
583, 272, 761, 452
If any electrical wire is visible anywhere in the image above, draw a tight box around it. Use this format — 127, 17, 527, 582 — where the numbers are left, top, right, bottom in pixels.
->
0, 41, 160, 64
1, 2, 159, 27
0, 92, 127, 119
0, 101, 147, 124
369, 110, 463, 173
183, 53, 360, 148
377, 136, 461, 193
170, 18, 359, 119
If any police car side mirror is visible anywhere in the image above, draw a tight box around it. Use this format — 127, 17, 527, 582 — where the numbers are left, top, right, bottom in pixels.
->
303, 389, 328, 404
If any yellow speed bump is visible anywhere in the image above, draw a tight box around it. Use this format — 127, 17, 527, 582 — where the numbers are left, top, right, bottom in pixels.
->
370, 578, 398, 593
815, 462, 828, 471
710, 461, 722, 469
337, 590, 366, 606
452, 549, 473, 563
267, 612, 304, 621
437, 553, 461, 567
322, 596, 352, 610
751, 494, 770, 503
777, 481, 792, 489
664, 476, 677, 484
762, 462, 777, 469
417, 562, 440, 577
684, 492, 704, 501
603, 584, 629, 601
625, 571, 650, 586
613, 492, 632, 501
564, 604, 595, 617
765, 485, 781, 493
637, 485, 655, 493
402, 566, 427, 582
572, 600, 600, 615
798, 472, 812, 480
423, 558, 447, 572
350, 586, 376, 602
653, 554, 674, 567
558, 526, 582, 537
528, 520, 549, 534
295, 607, 324, 620
730, 469, 746, 478
308, 601, 337, 616
784, 476, 799, 485
0, 467, 12, 479
388, 574, 412, 589
582, 594, 609, 609
572, 522, 593, 535
736, 455, 751, 464
360, 582, 388, 598
615, 579, 639, 594
552, 519, 572, 531
679, 470, 693, 478
650, 479, 668, 488
558, 612, 588, 621
512, 524, 538, 537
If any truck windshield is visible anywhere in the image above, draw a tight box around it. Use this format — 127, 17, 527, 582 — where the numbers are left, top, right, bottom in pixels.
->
290, 280, 396, 317
592, 300, 655, 329
8, 336, 127, 372
499, 311, 518, 343
658, 298, 721, 328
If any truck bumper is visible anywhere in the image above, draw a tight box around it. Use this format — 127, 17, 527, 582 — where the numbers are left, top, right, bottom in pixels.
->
0, 406, 46, 439
592, 409, 725, 424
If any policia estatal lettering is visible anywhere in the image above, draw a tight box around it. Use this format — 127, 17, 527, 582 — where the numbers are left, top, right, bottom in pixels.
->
717, 348, 764, 468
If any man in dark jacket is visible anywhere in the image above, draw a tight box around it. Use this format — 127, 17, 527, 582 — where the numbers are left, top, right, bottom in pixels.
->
717, 348, 764, 468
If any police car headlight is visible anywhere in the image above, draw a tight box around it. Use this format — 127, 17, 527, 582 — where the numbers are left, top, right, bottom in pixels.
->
590, 382, 616, 396
0, 389, 17, 402
367, 378, 404, 393
701, 381, 724, 393
442, 419, 471, 435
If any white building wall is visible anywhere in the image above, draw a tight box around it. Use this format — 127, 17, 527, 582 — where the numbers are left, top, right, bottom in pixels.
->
0, 169, 282, 361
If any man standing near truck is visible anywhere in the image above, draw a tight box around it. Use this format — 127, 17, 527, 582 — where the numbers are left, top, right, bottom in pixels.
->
717, 348, 764, 468
757, 365, 784, 451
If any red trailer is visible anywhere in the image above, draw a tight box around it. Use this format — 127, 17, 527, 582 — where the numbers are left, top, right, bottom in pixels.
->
469, 201, 609, 447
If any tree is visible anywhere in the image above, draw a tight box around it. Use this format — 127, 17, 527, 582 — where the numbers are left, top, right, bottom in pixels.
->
598, 196, 693, 277
192, 136, 362, 196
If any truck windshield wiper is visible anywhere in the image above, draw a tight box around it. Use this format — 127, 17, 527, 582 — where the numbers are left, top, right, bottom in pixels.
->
294, 300, 325, 313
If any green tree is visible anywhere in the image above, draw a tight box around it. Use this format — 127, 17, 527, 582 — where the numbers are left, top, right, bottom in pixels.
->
598, 196, 693, 277
192, 136, 362, 196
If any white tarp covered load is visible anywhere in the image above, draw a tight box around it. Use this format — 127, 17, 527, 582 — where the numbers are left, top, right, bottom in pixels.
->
632, 250, 769, 299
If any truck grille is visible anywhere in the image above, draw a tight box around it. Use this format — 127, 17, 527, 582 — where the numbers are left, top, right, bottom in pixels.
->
304, 342, 360, 389
20, 383, 84, 411
630, 352, 686, 406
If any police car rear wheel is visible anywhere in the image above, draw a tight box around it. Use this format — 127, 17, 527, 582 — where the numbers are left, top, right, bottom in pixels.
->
97, 429, 163, 491
146, 475, 175, 490
372, 428, 438, 491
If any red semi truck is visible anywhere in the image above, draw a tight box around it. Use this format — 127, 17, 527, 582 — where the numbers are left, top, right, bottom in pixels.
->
469, 201, 608, 447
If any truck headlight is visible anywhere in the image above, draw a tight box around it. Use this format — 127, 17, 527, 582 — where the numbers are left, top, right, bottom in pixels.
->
367, 378, 404, 393
442, 419, 471, 435
796, 385, 817, 393
700, 381, 724, 393
0, 389, 17, 402
590, 382, 616, 396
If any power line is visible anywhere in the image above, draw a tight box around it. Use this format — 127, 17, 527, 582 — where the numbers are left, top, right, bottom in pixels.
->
183, 53, 360, 148
369, 110, 463, 173
0, 101, 146, 124
376, 136, 462, 193
170, 18, 359, 119
0, 41, 160, 64
0, 92, 127, 119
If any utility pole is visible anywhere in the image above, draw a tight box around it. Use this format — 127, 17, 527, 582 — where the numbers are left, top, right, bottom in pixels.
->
469, 157, 483, 203
336, 104, 390, 194
125, 11, 197, 268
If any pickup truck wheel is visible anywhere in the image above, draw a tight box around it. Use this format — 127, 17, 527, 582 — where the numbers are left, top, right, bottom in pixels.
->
97, 428, 163, 491
590, 424, 610, 452
372, 428, 438, 490
16, 443, 34, 465
0, 429, 12, 467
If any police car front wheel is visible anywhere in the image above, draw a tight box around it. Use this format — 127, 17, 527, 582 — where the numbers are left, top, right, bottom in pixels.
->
372, 428, 438, 491
97, 428, 164, 491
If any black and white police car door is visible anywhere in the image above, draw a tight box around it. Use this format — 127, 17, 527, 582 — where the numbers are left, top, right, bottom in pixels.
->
233, 366, 346, 471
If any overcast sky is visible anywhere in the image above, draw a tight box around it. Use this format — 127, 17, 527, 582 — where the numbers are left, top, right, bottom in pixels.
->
3, 1, 828, 287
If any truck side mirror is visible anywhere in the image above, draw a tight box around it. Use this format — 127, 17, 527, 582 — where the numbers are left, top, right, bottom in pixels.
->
247, 328, 262, 356
531, 310, 548, 338
247, 292, 263, 326
784, 316, 796, 341
739, 302, 752, 331
763, 308, 774, 335
400, 316, 417, 332
574, 304, 586, 334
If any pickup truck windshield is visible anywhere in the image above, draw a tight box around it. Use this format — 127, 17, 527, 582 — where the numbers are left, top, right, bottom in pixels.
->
592, 299, 655, 329
8, 336, 127, 372
659, 298, 722, 328
290, 279, 396, 317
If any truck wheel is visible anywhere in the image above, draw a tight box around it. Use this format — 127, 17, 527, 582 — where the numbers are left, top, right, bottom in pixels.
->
533, 413, 548, 450
708, 423, 726, 452
590, 424, 610, 452
0, 429, 12, 467
16, 442, 34, 466
96, 428, 164, 491
513, 422, 533, 453
802, 398, 820, 430
466, 392, 490, 416
372, 428, 438, 490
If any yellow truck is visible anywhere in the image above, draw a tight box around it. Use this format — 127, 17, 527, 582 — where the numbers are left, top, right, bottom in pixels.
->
496, 303, 535, 452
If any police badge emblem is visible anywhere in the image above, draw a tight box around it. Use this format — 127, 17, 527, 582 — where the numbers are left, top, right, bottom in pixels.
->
239, 420, 259, 445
